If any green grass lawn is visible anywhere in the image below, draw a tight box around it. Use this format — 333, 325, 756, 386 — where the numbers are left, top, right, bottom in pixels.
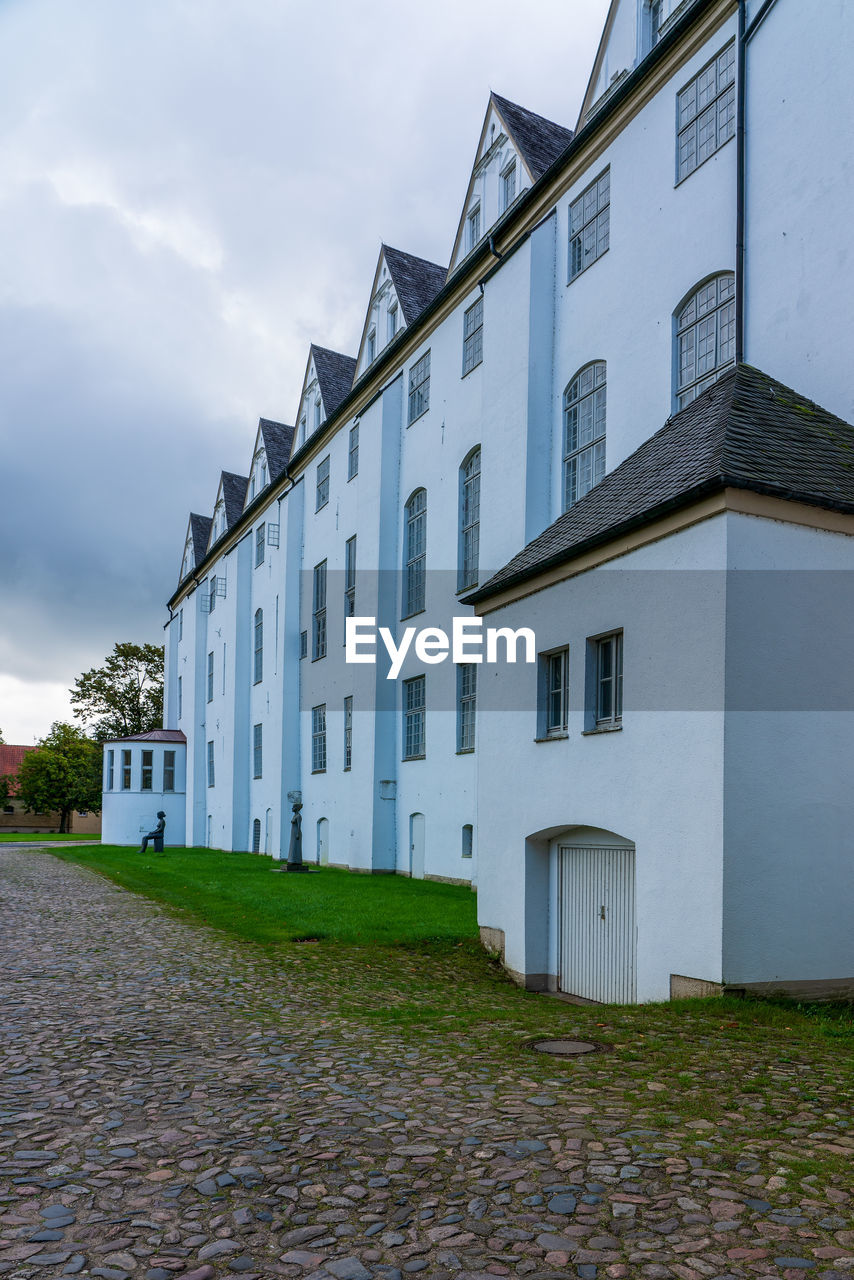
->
49, 844, 477, 944
43, 841, 854, 1193
0, 831, 100, 842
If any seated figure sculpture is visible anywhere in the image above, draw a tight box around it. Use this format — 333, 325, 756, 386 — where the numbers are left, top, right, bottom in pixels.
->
138, 811, 166, 854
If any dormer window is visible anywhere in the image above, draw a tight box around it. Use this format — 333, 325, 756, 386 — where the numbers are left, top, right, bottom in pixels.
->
501, 160, 517, 212
387, 304, 398, 342
299, 414, 307, 445
212, 501, 225, 542
261, 459, 267, 487
367, 328, 376, 364
314, 397, 322, 429
467, 205, 481, 252
641, 0, 662, 57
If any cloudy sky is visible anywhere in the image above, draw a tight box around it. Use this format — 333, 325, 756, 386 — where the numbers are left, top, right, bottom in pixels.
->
0, 0, 609, 743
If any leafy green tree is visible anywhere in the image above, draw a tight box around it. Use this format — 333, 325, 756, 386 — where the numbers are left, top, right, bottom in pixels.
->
15, 723, 102, 833
0, 774, 11, 806
70, 641, 164, 742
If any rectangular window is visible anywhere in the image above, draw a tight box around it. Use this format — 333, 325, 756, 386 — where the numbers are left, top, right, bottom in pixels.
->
344, 535, 356, 621
316, 455, 330, 510
209, 576, 216, 613
253, 723, 263, 779
367, 328, 376, 364
163, 750, 175, 792
501, 160, 517, 211
408, 351, 431, 424
177, 675, 183, 720
207, 651, 214, 702
459, 449, 481, 591
387, 303, 398, 341
677, 43, 736, 182
457, 663, 477, 752
344, 695, 353, 770
254, 610, 263, 684
178, 608, 183, 641
595, 632, 624, 727
121, 749, 131, 790
299, 629, 308, 659
312, 561, 327, 659
141, 749, 153, 791
468, 204, 481, 251
462, 824, 474, 859
403, 675, 426, 759
348, 422, 359, 479
255, 523, 265, 567
314, 397, 322, 429
569, 168, 610, 280
462, 297, 483, 375
404, 490, 427, 616
207, 740, 215, 787
311, 704, 327, 772
540, 648, 569, 736
107, 749, 114, 791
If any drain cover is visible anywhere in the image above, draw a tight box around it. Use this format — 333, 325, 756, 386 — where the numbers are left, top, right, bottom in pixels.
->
530, 1038, 598, 1056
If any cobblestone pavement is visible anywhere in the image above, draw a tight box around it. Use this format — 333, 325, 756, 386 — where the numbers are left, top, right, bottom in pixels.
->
1, 851, 852, 1280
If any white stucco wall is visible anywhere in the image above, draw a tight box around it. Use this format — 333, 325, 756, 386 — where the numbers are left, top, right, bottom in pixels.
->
101, 741, 186, 847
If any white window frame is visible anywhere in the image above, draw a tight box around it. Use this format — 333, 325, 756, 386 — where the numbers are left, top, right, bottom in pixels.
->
462, 297, 483, 376
253, 609, 263, 685
594, 631, 624, 728
207, 740, 215, 787
540, 647, 569, 737
677, 42, 736, 184
344, 535, 356, 621
348, 422, 359, 479
255, 524, 265, 567
457, 663, 477, 753
316, 455, 330, 510
311, 704, 327, 772
107, 749, 114, 791
403, 675, 426, 760
253, 723, 262, 779
313, 561, 327, 660
403, 490, 426, 618
343, 695, 353, 771
207, 650, 214, 703
675, 273, 735, 409
501, 159, 517, 211
121, 749, 131, 790
458, 448, 481, 590
569, 169, 610, 281
408, 351, 431, 424
467, 204, 481, 252
387, 302, 398, 342
163, 750, 175, 792
141, 749, 153, 791
563, 362, 606, 511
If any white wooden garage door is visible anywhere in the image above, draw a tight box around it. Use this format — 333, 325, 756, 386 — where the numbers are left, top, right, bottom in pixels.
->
558, 845, 636, 1003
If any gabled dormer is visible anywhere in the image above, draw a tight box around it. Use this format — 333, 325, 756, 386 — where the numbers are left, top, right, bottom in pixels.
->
245, 418, 294, 508
207, 471, 249, 552
292, 345, 357, 453
448, 92, 573, 275
178, 513, 212, 583
355, 245, 446, 380
578, 0, 678, 127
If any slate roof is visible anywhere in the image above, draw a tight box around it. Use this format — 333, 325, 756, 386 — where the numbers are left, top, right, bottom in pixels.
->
258, 418, 294, 484
491, 92, 573, 179
104, 729, 187, 744
467, 364, 854, 604
221, 471, 249, 529
383, 246, 447, 326
190, 514, 212, 563
312, 345, 357, 419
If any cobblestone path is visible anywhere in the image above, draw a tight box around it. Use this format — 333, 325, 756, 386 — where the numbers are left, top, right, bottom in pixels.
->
1, 851, 852, 1280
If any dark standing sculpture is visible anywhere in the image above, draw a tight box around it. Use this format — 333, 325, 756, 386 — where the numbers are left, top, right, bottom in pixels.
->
138, 811, 166, 854
286, 801, 309, 872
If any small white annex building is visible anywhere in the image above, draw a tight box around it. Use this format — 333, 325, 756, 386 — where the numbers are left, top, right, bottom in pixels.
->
101, 730, 187, 848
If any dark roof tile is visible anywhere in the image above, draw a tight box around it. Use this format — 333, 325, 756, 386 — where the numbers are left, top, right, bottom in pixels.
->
383, 245, 447, 326
221, 471, 249, 529
190, 514, 212, 564
258, 418, 294, 483
312, 345, 357, 418
491, 92, 573, 179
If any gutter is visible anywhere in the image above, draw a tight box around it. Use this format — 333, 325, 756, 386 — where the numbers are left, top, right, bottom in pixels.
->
735, 0, 746, 364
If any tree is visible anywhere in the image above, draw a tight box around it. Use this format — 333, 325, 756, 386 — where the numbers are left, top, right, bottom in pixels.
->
0, 726, 5, 743
0, 774, 11, 806
16, 723, 102, 833
70, 641, 164, 742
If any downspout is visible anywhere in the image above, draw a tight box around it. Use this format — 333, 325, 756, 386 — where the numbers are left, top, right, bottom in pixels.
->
735, 0, 746, 365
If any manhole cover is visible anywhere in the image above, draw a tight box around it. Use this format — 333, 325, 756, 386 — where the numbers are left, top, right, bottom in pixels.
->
530, 1038, 599, 1056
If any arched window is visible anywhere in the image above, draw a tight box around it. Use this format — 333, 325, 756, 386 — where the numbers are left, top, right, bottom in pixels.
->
252, 818, 261, 853
675, 273, 735, 409
462, 824, 474, 859
563, 362, 606, 511
459, 448, 481, 590
404, 489, 427, 616
253, 609, 263, 684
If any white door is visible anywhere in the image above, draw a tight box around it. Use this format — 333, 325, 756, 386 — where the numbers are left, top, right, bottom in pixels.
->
264, 808, 272, 855
317, 817, 329, 866
409, 813, 425, 879
558, 845, 636, 1003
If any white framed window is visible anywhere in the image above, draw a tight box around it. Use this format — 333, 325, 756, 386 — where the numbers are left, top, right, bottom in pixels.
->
348, 422, 359, 479
467, 204, 481, 252
208, 576, 216, 614
207, 651, 214, 703
344, 536, 356, 620
569, 169, 610, 280
594, 631, 623, 728
387, 303, 398, 342
252, 817, 261, 853
675, 274, 735, 408
677, 43, 736, 183
313, 561, 327, 659
540, 648, 569, 737
299, 630, 308, 660
461, 824, 473, 859
316, 455, 330, 510
163, 750, 175, 792
344, 695, 353, 771
457, 664, 477, 752
501, 159, 517, 211
367, 328, 376, 364
107, 749, 114, 791
121, 749, 131, 790
314, 397, 322, 429
641, 0, 662, 56
462, 297, 483, 375
563, 362, 606, 511
178, 608, 183, 641
408, 351, 431, 423
253, 723, 262, 779
403, 489, 426, 617
299, 414, 307, 446
177, 676, 183, 720
459, 448, 481, 590
255, 524, 265, 567
207, 740, 215, 787
141, 749, 153, 791
253, 609, 263, 684
403, 675, 426, 759
311, 704, 327, 772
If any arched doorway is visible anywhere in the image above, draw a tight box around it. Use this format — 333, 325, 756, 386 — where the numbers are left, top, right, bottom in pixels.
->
409, 812, 425, 879
252, 818, 261, 853
317, 817, 329, 866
